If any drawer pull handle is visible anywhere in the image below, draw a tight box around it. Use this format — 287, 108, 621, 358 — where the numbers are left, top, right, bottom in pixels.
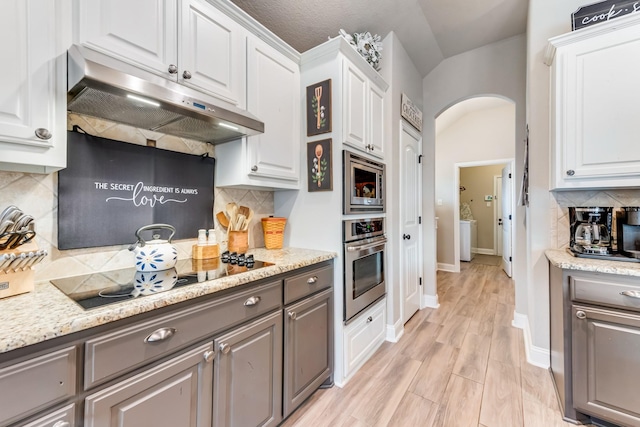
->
144, 327, 177, 343
203, 350, 215, 363
576, 311, 587, 319
288, 311, 297, 320
620, 290, 640, 299
244, 296, 261, 306
52, 422, 70, 427
307, 276, 318, 285
220, 342, 231, 354
367, 316, 373, 323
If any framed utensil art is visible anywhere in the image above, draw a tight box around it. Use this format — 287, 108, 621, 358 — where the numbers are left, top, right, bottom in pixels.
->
307, 139, 333, 192
306, 79, 332, 136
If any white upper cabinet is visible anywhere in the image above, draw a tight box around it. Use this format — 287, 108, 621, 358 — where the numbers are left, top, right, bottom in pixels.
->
74, 0, 246, 107
547, 14, 640, 190
215, 37, 300, 189
0, 0, 70, 173
342, 58, 386, 159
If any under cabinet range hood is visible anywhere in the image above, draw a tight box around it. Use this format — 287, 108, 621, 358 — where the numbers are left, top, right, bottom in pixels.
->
67, 45, 264, 144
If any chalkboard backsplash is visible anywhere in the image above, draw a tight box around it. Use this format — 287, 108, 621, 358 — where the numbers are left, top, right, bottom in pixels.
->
0, 113, 274, 281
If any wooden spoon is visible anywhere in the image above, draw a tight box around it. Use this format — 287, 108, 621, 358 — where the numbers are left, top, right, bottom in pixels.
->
216, 211, 229, 228
315, 144, 323, 187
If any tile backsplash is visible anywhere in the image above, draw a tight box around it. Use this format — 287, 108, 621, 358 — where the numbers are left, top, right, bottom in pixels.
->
0, 114, 274, 282
550, 189, 640, 249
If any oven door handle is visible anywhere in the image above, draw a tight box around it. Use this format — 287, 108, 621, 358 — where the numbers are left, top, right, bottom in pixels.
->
347, 238, 387, 252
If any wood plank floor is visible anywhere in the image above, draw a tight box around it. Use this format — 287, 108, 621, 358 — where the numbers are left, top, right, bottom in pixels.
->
281, 260, 583, 427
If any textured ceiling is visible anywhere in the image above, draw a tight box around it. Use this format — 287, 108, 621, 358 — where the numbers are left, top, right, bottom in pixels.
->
229, 0, 528, 77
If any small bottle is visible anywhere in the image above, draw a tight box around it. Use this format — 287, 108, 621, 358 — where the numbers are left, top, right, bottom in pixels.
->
207, 229, 216, 245
197, 229, 207, 246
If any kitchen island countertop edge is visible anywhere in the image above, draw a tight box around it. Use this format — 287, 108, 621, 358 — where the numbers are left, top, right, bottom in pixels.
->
546, 248, 640, 276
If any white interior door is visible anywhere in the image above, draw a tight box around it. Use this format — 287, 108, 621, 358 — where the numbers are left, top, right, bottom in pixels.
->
401, 123, 422, 323
494, 175, 503, 257
501, 164, 512, 277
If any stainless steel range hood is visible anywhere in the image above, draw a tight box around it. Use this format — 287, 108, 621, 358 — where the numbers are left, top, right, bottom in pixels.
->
67, 45, 264, 144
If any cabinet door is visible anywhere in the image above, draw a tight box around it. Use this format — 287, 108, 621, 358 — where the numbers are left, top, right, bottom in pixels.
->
179, 0, 246, 106
283, 288, 333, 417
84, 343, 213, 427
343, 60, 368, 150
213, 311, 283, 427
572, 305, 640, 427
343, 297, 386, 380
74, 0, 178, 79
20, 404, 75, 427
246, 38, 300, 182
551, 21, 640, 189
368, 83, 385, 158
0, 0, 67, 172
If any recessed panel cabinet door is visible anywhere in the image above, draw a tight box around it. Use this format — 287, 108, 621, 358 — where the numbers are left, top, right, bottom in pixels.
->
213, 311, 283, 427
84, 343, 213, 427
179, 0, 246, 106
343, 60, 367, 149
368, 83, 385, 158
74, 0, 178, 79
246, 38, 300, 181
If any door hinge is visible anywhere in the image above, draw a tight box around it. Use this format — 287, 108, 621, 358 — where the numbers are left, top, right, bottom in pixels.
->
509, 256, 512, 262
418, 154, 423, 164
509, 173, 512, 178
419, 277, 422, 286
509, 214, 512, 220
419, 216, 422, 224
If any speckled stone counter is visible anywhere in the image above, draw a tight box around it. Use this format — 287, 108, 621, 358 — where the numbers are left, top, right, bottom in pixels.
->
0, 247, 337, 354
546, 248, 640, 277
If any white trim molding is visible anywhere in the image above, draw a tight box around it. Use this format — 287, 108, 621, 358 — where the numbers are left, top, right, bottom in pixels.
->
422, 293, 440, 309
474, 248, 496, 256
513, 312, 550, 368
437, 263, 457, 272
386, 318, 404, 342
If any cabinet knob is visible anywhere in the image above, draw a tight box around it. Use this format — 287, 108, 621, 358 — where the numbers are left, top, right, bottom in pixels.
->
403, 234, 411, 240
52, 422, 70, 427
203, 350, 215, 363
566, 169, 575, 176
576, 310, 587, 319
620, 290, 640, 299
366, 316, 373, 323
251, 165, 258, 172
307, 276, 318, 285
168, 64, 178, 74
34, 128, 52, 140
243, 296, 261, 306
183, 70, 192, 80
288, 311, 297, 320
219, 342, 231, 354
144, 327, 177, 343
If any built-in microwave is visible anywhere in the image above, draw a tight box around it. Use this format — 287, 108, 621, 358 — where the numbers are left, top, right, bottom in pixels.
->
343, 150, 385, 214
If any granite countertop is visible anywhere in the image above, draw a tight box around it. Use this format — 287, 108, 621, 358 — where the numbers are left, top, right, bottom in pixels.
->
0, 247, 337, 354
546, 248, 640, 277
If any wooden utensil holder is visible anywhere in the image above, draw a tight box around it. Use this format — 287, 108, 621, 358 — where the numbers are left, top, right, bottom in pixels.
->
228, 231, 248, 253
0, 241, 38, 299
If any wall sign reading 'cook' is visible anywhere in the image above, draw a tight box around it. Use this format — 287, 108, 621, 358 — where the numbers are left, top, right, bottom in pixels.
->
58, 130, 215, 250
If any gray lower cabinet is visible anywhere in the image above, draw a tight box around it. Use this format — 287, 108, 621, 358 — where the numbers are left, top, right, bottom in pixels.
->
283, 288, 333, 418
213, 310, 283, 427
84, 342, 214, 427
572, 304, 640, 427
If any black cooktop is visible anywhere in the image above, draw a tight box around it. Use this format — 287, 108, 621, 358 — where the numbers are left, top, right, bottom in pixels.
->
50, 256, 273, 310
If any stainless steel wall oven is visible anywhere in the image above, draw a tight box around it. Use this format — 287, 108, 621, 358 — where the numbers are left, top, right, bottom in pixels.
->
343, 218, 386, 322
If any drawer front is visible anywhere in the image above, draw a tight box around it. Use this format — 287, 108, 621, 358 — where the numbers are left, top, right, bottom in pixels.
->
284, 264, 333, 305
570, 275, 640, 313
343, 298, 386, 379
21, 403, 76, 427
0, 347, 76, 426
85, 280, 282, 390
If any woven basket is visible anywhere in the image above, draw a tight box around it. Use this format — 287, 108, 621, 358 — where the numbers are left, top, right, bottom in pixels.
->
261, 217, 287, 249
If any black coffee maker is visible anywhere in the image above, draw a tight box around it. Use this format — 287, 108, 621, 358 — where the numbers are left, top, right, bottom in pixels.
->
617, 207, 640, 259
569, 207, 613, 255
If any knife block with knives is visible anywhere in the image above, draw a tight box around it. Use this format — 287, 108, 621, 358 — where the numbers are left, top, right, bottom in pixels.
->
0, 241, 43, 299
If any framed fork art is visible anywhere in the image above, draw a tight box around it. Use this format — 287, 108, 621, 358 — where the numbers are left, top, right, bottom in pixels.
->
306, 79, 332, 136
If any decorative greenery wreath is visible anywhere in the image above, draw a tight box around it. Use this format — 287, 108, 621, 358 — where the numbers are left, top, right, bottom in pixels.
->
338, 29, 383, 71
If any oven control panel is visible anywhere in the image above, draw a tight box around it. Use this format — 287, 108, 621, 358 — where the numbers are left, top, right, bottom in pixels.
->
344, 218, 385, 242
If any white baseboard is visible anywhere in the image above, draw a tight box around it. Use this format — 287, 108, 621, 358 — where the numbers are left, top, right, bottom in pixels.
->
386, 318, 404, 342
437, 263, 456, 272
422, 293, 440, 309
512, 311, 550, 369
474, 248, 496, 255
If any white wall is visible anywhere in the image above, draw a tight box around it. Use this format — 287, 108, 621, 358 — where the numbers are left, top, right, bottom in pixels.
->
435, 104, 515, 267
380, 32, 424, 336
422, 34, 527, 316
